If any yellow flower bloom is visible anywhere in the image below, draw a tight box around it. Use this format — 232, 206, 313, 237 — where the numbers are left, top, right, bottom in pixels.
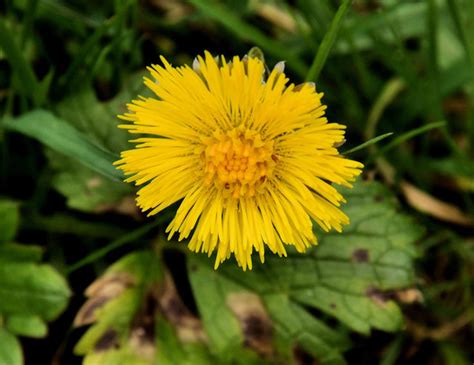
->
116, 51, 363, 270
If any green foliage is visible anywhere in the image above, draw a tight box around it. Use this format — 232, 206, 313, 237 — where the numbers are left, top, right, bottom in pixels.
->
0, 201, 70, 365
187, 180, 423, 364
72, 180, 423, 364
4, 110, 122, 181
45, 75, 150, 211
74, 252, 164, 360
0, 200, 19, 243
0, 328, 23, 365
74, 251, 220, 365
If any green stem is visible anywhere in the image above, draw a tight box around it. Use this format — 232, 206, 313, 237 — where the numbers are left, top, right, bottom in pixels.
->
66, 212, 173, 274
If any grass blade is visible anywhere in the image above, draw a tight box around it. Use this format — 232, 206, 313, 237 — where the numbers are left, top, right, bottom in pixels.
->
0, 18, 41, 106
3, 110, 123, 181
66, 211, 174, 274
343, 132, 393, 155
368, 121, 445, 163
365, 78, 406, 140
59, 18, 115, 89
305, 0, 352, 82
188, 0, 307, 77
446, 0, 472, 63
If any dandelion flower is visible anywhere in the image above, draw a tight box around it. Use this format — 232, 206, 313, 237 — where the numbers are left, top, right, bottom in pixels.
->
116, 51, 363, 270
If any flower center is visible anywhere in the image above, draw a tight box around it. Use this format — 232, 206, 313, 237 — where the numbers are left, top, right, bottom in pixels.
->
203, 128, 276, 199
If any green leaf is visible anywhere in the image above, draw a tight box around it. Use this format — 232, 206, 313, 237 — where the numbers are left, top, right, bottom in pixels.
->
0, 328, 22, 365
155, 319, 217, 365
0, 200, 20, 243
0, 257, 70, 321
3, 110, 122, 182
187, 180, 424, 364
0, 208, 70, 364
74, 251, 165, 363
47, 156, 131, 212
186, 263, 243, 356
0, 208, 70, 361
306, 0, 352, 82
46, 75, 148, 212
74, 250, 242, 365
6, 314, 48, 338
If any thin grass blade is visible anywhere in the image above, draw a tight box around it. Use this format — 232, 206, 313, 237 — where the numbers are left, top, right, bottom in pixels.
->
306, 0, 352, 82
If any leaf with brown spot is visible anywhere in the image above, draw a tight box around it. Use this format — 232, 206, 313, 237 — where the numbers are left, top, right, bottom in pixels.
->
73, 251, 217, 365
352, 249, 370, 263
188, 180, 423, 365
74, 251, 164, 364
365, 287, 392, 307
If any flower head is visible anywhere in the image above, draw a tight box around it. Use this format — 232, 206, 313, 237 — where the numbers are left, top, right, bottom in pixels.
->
116, 51, 363, 270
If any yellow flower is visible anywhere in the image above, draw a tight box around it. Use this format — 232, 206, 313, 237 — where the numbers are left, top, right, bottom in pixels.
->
115, 51, 363, 270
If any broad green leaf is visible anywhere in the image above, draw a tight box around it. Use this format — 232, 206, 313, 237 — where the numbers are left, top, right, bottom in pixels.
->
264, 294, 350, 364
47, 154, 130, 212
0, 200, 20, 243
47, 75, 148, 212
187, 180, 424, 364
0, 258, 70, 320
83, 351, 150, 365
0, 215, 70, 323
54, 83, 146, 153
0, 328, 22, 365
3, 110, 122, 181
155, 319, 217, 365
6, 314, 47, 338
185, 263, 244, 355
0, 208, 70, 363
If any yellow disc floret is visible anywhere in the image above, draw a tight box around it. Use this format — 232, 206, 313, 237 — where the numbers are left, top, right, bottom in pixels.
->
202, 128, 275, 199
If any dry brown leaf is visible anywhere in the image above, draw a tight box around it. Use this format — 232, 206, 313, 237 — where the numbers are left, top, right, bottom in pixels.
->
157, 273, 207, 343
407, 311, 472, 341
255, 3, 296, 33
226, 292, 273, 357
400, 181, 474, 226
393, 288, 424, 304
94, 195, 142, 219
74, 273, 135, 327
